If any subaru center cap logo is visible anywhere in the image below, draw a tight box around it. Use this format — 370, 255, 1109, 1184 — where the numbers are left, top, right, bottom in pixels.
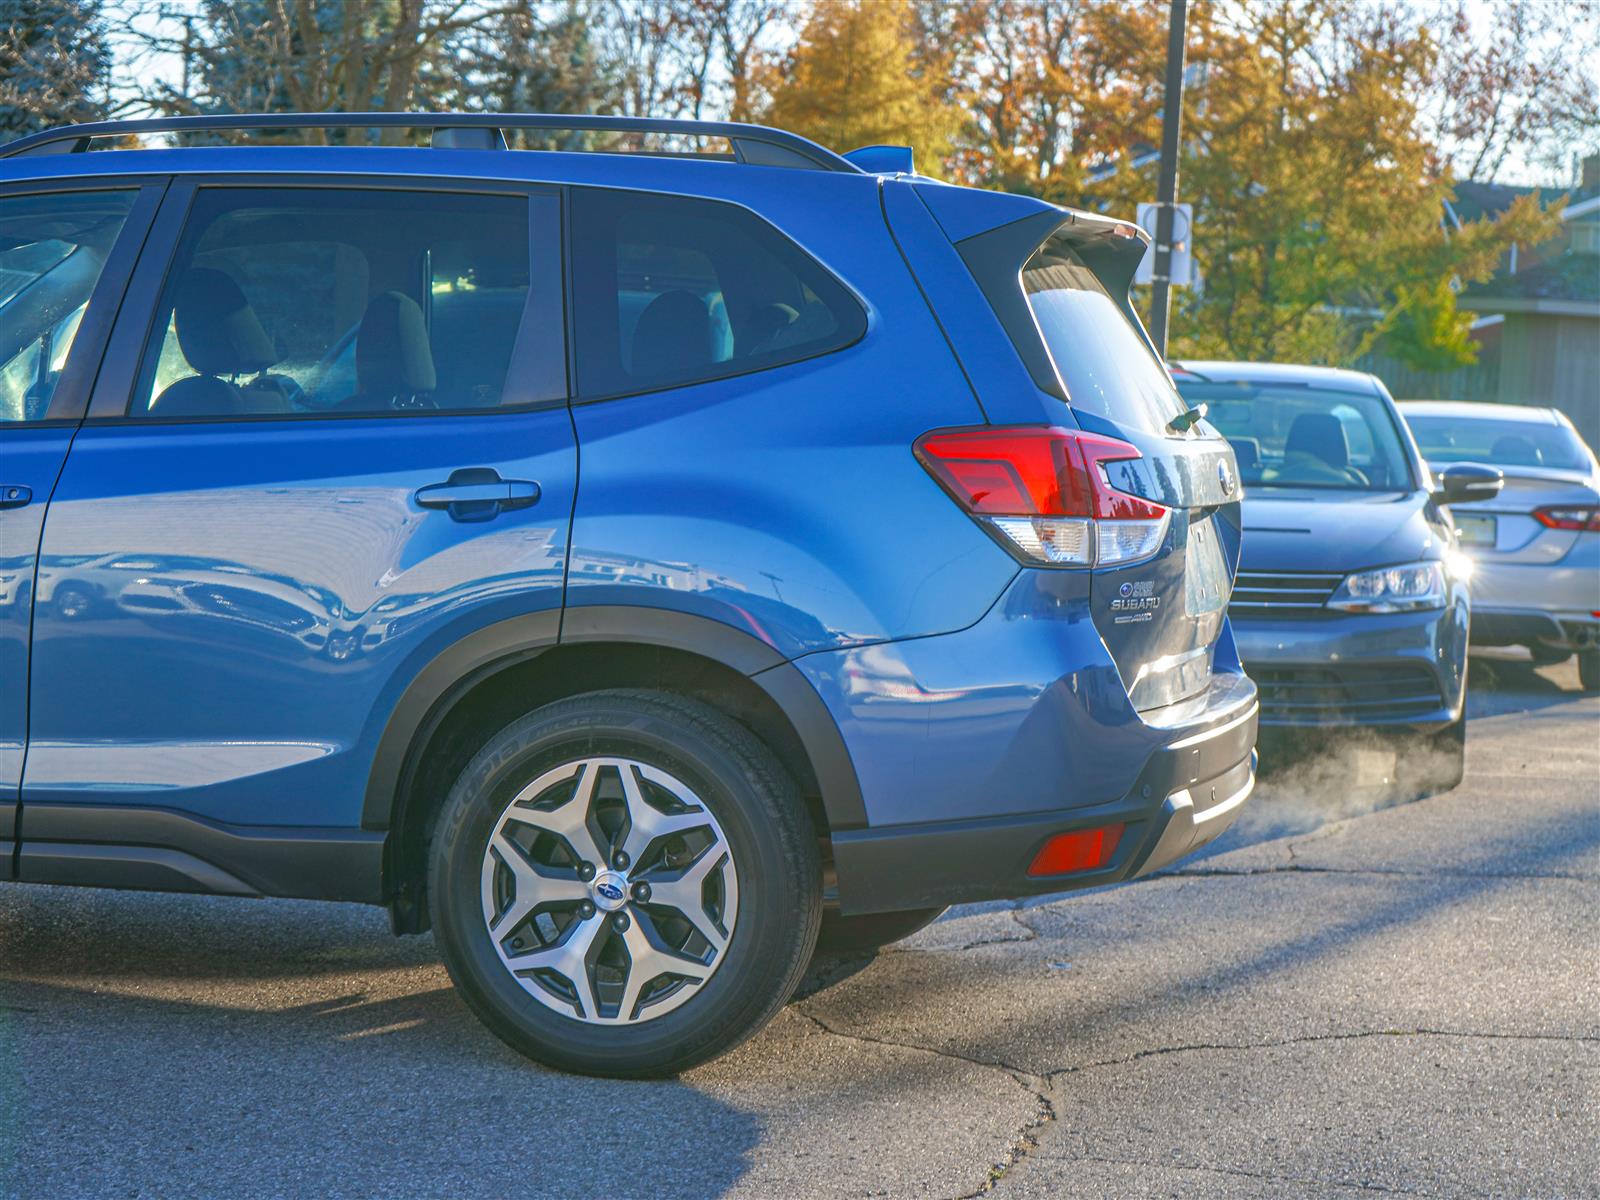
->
592, 872, 628, 910
1218, 458, 1237, 497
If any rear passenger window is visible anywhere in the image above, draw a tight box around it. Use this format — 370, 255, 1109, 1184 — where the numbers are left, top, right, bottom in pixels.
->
570, 188, 864, 398
130, 188, 552, 419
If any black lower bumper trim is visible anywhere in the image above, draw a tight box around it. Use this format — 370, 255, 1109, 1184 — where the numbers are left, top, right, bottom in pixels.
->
832, 704, 1257, 914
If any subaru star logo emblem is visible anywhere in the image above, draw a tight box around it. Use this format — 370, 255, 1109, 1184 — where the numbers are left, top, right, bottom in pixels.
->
1119, 581, 1134, 598
596, 881, 624, 902
1218, 458, 1236, 497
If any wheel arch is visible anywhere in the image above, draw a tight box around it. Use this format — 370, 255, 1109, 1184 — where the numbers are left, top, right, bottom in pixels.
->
366, 606, 864, 930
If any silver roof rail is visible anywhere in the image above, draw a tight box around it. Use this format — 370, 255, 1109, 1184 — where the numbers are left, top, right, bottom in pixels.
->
0, 112, 862, 173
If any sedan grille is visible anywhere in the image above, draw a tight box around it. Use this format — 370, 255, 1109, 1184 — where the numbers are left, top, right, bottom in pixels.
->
1229, 570, 1343, 617
1248, 663, 1444, 724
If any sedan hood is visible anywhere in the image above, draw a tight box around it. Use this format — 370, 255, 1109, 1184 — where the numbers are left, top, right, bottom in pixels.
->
1239, 489, 1445, 572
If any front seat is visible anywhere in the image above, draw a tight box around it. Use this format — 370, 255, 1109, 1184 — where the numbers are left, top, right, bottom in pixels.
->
1489, 435, 1541, 466
149, 268, 280, 417
1284, 412, 1351, 470
351, 291, 436, 409
631, 289, 711, 379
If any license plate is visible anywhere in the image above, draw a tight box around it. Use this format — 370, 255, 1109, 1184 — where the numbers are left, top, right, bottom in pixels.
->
1455, 514, 1496, 547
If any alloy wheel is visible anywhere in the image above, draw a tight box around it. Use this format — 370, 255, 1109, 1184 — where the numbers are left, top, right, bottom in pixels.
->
479, 756, 739, 1025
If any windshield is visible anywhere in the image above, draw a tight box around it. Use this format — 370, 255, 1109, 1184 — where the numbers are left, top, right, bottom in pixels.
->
1022, 236, 1186, 435
1176, 381, 1413, 492
1405, 413, 1593, 472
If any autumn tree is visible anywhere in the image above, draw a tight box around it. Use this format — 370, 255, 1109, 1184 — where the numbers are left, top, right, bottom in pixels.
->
0, 0, 111, 138
1420, 0, 1600, 185
132, 0, 510, 141
764, 0, 954, 167
442, 0, 617, 146
916, 0, 1167, 205
1165, 1, 1557, 366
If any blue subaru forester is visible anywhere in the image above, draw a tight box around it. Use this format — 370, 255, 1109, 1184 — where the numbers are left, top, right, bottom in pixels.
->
0, 114, 1256, 1076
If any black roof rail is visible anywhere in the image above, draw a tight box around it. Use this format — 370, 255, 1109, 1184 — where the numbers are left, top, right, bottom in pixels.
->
0, 112, 863, 174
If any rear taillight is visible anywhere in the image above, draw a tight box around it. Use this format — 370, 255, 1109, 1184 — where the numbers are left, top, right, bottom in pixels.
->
1533, 506, 1600, 532
914, 425, 1170, 567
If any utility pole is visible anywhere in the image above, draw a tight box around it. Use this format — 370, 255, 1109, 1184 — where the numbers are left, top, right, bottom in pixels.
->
1149, 0, 1188, 357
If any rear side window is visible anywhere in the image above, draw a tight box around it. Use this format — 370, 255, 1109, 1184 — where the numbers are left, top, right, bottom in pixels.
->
0, 190, 137, 422
570, 188, 864, 398
129, 187, 552, 419
1021, 234, 1187, 436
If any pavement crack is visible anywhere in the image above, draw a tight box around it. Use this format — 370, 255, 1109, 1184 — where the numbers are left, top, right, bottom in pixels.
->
1049, 1027, 1600, 1078
1157, 863, 1593, 882
791, 1009, 1056, 1198
1067, 1151, 1454, 1197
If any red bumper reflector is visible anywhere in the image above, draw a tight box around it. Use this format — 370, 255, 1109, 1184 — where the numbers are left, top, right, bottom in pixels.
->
1027, 823, 1125, 877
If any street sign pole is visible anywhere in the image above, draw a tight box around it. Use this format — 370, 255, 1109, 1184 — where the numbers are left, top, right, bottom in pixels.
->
1150, 0, 1188, 357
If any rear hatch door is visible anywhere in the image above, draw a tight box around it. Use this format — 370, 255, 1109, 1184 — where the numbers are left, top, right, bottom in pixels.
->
949, 205, 1241, 711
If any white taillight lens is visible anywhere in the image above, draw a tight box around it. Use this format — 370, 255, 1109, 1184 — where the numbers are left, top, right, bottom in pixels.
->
1096, 515, 1170, 566
989, 516, 1094, 565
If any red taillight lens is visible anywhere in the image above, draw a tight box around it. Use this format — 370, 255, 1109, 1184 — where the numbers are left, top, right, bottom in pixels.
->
914, 426, 1170, 567
1027, 823, 1125, 876
1533, 506, 1600, 532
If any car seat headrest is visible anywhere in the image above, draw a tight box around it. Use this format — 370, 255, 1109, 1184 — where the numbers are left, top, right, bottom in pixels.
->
631, 290, 711, 378
1285, 412, 1350, 469
357, 291, 436, 396
173, 268, 277, 377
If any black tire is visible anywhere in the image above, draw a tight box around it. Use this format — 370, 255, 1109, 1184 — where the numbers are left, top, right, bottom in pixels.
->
53, 583, 96, 620
1580, 651, 1600, 693
428, 689, 821, 1078
813, 906, 948, 956
1526, 643, 1571, 667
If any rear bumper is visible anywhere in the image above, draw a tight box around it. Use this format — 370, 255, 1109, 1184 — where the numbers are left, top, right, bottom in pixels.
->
828, 677, 1258, 914
1472, 607, 1600, 652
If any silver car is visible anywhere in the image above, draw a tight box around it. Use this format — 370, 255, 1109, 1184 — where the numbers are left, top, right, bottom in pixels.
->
1400, 401, 1600, 690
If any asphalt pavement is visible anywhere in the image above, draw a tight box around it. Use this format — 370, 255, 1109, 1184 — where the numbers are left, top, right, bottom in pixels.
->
1, 654, 1595, 1199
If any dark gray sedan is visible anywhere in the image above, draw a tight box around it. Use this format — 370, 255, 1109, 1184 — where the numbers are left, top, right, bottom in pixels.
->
1173, 362, 1503, 788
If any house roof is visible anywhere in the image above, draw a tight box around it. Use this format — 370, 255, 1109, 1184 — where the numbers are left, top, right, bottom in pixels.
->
1448, 178, 1600, 225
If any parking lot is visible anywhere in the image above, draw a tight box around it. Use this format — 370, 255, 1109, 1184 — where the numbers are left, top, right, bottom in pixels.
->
0, 653, 1594, 1200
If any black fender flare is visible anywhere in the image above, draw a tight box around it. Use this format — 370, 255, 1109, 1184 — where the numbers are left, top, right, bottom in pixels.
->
361, 604, 866, 836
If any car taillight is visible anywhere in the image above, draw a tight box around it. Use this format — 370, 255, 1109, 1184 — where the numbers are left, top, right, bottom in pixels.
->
914, 425, 1170, 567
1533, 505, 1600, 532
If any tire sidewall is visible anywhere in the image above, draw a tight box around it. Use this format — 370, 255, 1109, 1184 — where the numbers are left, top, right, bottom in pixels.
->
430, 695, 814, 1073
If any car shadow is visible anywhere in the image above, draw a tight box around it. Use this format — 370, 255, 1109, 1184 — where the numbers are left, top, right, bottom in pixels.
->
0, 887, 761, 1198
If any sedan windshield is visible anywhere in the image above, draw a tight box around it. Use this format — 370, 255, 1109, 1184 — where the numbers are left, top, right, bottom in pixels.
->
1177, 381, 1413, 492
1405, 413, 1593, 472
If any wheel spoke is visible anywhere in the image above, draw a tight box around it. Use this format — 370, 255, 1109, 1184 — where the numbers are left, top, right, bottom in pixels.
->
646, 844, 733, 955
615, 915, 708, 1022
504, 912, 606, 1020
617, 764, 714, 866
486, 830, 587, 935
511, 761, 608, 870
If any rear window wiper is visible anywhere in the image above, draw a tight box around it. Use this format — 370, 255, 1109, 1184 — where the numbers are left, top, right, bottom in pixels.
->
1166, 402, 1208, 435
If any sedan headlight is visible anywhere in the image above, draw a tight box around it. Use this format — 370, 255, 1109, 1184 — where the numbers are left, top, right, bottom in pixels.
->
1326, 561, 1448, 613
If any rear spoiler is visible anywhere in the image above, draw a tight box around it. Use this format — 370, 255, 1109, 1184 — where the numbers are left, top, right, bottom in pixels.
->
931, 199, 1155, 402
